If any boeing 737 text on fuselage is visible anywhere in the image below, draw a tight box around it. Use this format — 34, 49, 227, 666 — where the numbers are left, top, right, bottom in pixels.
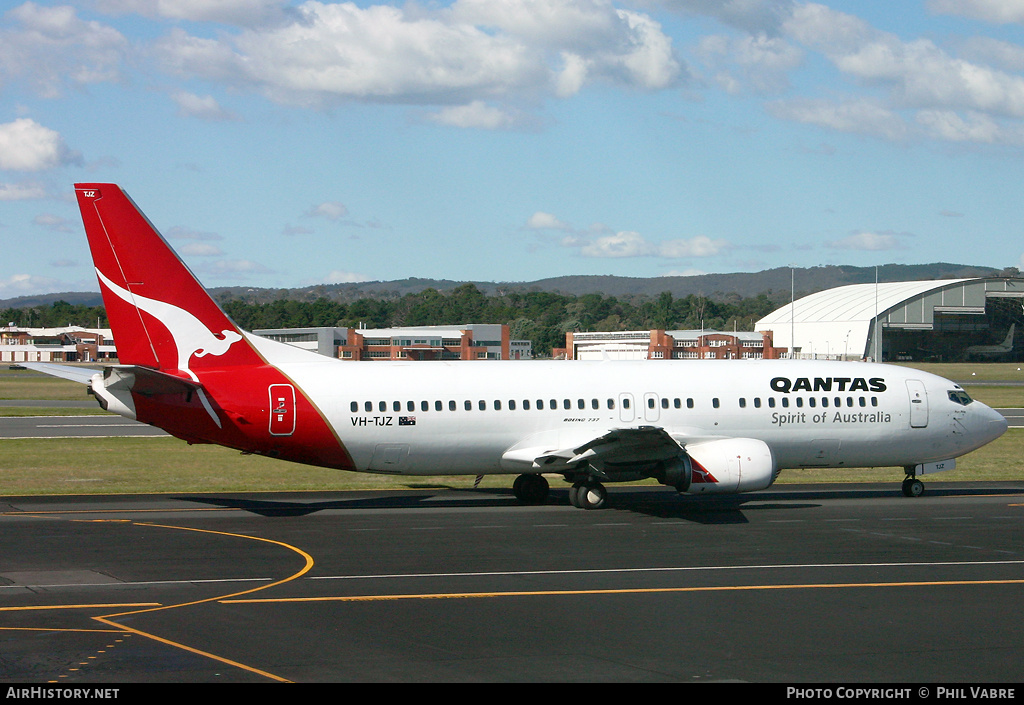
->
36, 184, 1008, 508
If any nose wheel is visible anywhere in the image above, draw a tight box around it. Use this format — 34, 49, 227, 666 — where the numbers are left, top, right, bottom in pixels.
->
902, 476, 924, 497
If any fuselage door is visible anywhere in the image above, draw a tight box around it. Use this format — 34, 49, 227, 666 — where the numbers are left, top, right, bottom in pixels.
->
269, 384, 296, 436
906, 379, 929, 428
618, 393, 635, 423
643, 393, 660, 422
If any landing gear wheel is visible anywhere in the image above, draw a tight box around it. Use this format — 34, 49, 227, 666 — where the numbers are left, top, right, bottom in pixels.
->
513, 474, 549, 504
902, 477, 924, 497
571, 481, 607, 510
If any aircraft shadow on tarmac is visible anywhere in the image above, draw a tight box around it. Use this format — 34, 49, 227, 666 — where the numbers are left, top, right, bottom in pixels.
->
173, 483, 1024, 523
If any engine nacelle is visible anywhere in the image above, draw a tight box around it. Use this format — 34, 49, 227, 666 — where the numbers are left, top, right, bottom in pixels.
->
680, 438, 778, 494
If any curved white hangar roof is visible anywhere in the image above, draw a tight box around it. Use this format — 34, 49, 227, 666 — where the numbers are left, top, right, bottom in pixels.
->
755, 277, 1024, 360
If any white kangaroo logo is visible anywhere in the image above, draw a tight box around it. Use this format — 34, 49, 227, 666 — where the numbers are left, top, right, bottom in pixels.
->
96, 268, 242, 382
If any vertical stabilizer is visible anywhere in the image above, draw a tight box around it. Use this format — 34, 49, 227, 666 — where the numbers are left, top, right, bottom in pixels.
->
75, 184, 260, 378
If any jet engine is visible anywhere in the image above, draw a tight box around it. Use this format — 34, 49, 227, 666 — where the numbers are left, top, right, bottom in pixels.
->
676, 438, 778, 494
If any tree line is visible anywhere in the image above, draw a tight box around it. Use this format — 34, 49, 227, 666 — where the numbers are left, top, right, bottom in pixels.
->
6, 285, 783, 356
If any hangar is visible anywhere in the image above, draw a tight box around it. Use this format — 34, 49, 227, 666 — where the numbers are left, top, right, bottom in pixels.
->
755, 277, 1024, 362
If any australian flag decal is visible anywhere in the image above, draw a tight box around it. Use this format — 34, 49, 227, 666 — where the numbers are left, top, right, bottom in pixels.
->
399, 416, 416, 426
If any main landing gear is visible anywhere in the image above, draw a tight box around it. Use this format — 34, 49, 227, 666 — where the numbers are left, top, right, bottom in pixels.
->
511, 473, 608, 510
568, 479, 607, 510
512, 473, 549, 504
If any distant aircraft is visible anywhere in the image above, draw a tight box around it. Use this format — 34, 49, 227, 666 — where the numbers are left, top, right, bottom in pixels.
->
31, 184, 1008, 506
965, 324, 1015, 359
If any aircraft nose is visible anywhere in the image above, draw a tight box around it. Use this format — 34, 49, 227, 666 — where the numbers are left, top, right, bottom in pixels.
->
978, 403, 1009, 443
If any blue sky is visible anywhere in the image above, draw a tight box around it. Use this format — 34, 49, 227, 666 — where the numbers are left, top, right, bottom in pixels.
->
3, 0, 1024, 297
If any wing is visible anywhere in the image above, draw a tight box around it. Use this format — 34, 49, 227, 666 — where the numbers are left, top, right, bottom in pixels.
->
501, 425, 688, 477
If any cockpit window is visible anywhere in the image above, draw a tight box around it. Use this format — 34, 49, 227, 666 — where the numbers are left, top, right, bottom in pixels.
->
948, 390, 973, 406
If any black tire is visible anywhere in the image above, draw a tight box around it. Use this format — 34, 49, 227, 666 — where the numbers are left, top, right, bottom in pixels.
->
902, 478, 924, 497
575, 481, 607, 510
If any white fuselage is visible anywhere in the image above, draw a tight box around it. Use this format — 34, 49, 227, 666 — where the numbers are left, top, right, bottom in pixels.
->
249, 333, 1007, 478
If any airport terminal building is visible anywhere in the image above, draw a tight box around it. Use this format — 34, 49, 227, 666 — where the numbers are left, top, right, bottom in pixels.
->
754, 277, 1024, 362
1, 325, 115, 363
254, 323, 532, 361
562, 329, 784, 360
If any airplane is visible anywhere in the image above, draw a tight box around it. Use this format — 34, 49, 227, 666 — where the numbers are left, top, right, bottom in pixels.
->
965, 324, 1015, 360
29, 183, 1008, 507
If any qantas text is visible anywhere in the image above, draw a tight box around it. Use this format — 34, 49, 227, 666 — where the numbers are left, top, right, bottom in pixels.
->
770, 376, 886, 394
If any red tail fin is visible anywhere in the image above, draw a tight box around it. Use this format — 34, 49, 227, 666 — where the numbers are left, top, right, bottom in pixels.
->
76, 184, 261, 378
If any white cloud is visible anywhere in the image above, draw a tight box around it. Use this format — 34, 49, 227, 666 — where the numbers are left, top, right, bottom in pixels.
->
0, 273, 62, 296
526, 211, 573, 231
575, 230, 730, 258
306, 201, 349, 220
33, 214, 74, 232
928, 0, 1024, 24
0, 119, 80, 171
152, 0, 681, 109
94, 0, 291, 27
767, 97, 908, 141
773, 1, 1024, 145
696, 32, 802, 94
172, 92, 239, 121
178, 242, 224, 256
323, 269, 370, 283
0, 2, 127, 98
426, 101, 522, 130
826, 231, 905, 251
0, 182, 46, 200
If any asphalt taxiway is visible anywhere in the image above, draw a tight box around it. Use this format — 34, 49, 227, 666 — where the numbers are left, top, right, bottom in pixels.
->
2, 483, 1023, 683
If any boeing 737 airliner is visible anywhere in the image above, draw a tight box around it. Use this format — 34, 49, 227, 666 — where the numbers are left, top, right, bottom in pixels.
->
35, 184, 1008, 508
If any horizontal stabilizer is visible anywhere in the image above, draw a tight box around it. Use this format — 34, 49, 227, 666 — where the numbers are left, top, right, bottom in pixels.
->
20, 362, 98, 385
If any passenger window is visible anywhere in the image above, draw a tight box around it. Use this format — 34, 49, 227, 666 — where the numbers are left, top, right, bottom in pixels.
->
796, 397, 803, 408
350, 401, 358, 412
536, 400, 544, 410
407, 401, 415, 412
393, 401, 401, 412
494, 400, 502, 411
365, 401, 373, 412
687, 398, 694, 409
435, 400, 442, 411
623, 398, 630, 409
449, 400, 456, 411
781, 397, 789, 408
648, 397, 656, 409
754, 398, 761, 408
768, 397, 776, 408
592, 399, 599, 410
479, 400, 486, 411
509, 400, 516, 410
858, 397, 866, 407
563, 399, 570, 410
871, 397, 878, 407
674, 398, 681, 409
712, 398, 720, 409
421, 400, 429, 412
808, 397, 816, 408
739, 398, 746, 408
523, 400, 531, 410
607, 398, 615, 409
578, 399, 585, 410
661, 398, 669, 409
464, 400, 472, 411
